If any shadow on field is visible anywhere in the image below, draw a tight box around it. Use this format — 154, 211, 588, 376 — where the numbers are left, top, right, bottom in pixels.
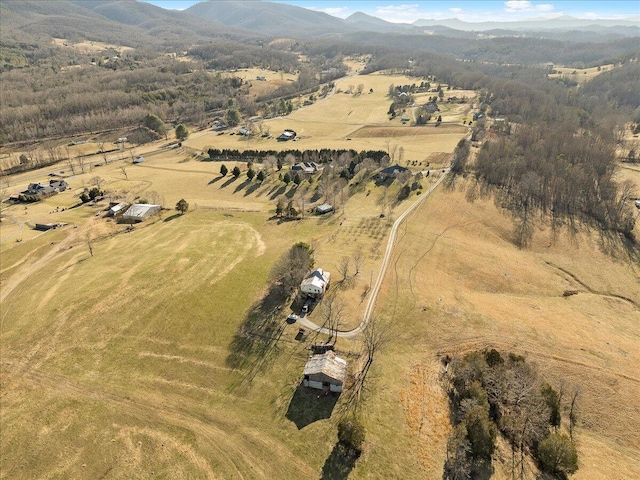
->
244, 182, 262, 196
320, 443, 358, 480
221, 176, 237, 188
269, 185, 286, 200
163, 213, 181, 222
208, 176, 224, 185
234, 179, 251, 194
226, 283, 287, 390
285, 386, 339, 430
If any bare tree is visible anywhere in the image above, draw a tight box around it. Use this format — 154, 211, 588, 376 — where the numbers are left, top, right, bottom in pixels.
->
337, 256, 350, 281
568, 387, 580, 441
91, 176, 104, 190
361, 317, 389, 379
119, 166, 128, 180
86, 233, 94, 257
352, 248, 364, 275
320, 294, 346, 345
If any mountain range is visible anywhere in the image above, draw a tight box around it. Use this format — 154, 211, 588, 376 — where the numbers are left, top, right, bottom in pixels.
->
0, 0, 637, 49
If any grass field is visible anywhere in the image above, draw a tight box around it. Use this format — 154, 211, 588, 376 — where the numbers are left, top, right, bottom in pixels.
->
548, 64, 615, 84
185, 72, 472, 166
350, 184, 640, 479
2, 67, 638, 479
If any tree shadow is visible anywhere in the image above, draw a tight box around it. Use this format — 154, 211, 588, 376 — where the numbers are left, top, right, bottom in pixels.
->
244, 182, 262, 197
310, 190, 323, 203
220, 176, 238, 189
226, 284, 288, 391
208, 176, 224, 185
320, 443, 358, 480
163, 213, 181, 222
234, 179, 251, 194
285, 185, 298, 199
269, 185, 287, 200
285, 386, 339, 430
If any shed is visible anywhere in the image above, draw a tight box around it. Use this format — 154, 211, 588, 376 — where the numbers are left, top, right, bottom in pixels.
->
303, 350, 348, 393
300, 268, 330, 298
316, 203, 333, 215
122, 203, 161, 222
108, 202, 129, 216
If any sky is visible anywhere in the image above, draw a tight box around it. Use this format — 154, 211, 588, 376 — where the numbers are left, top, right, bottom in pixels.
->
144, 1, 640, 23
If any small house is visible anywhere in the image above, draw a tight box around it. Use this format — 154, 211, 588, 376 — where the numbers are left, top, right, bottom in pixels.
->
122, 203, 161, 223
49, 179, 69, 191
315, 203, 333, 215
277, 129, 296, 142
291, 162, 320, 174
377, 164, 410, 181
300, 268, 330, 298
303, 350, 348, 393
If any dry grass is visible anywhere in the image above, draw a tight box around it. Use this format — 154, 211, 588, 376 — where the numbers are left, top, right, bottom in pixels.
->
548, 64, 615, 84
351, 183, 640, 479
51, 38, 133, 53
185, 72, 472, 164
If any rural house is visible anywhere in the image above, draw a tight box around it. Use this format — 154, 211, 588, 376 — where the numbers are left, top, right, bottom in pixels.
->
300, 268, 330, 298
377, 164, 410, 181
122, 203, 161, 223
49, 179, 69, 191
302, 350, 348, 393
291, 162, 321, 174
277, 129, 296, 141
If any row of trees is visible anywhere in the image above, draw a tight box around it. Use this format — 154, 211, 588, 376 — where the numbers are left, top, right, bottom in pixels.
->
444, 350, 579, 479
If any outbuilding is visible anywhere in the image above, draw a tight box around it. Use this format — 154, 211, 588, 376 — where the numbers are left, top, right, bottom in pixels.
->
315, 203, 333, 215
122, 203, 161, 222
302, 350, 348, 393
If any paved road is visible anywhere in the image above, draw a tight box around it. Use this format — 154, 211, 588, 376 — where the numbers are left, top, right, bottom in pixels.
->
298, 169, 450, 338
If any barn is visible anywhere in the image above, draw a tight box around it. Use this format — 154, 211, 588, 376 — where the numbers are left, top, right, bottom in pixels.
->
302, 350, 348, 393
122, 203, 161, 222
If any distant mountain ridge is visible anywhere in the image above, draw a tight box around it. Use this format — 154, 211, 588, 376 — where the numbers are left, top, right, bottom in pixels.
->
412, 15, 640, 32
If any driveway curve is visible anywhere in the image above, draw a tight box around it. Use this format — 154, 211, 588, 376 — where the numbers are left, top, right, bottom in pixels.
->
298, 169, 450, 338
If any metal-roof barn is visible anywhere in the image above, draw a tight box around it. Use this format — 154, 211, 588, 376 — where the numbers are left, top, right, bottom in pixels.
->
303, 350, 348, 393
122, 203, 161, 222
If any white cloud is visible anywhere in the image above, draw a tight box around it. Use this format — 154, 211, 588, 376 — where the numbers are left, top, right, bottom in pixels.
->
505, 1, 531, 11
504, 1, 554, 13
374, 4, 423, 23
306, 6, 351, 18
450, 7, 463, 14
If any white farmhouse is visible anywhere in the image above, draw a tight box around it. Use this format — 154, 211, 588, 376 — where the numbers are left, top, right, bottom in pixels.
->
300, 268, 330, 298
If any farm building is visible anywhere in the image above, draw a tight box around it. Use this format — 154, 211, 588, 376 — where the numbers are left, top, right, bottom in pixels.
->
315, 203, 333, 215
108, 202, 128, 217
277, 129, 296, 142
300, 268, 330, 298
122, 203, 161, 223
292, 162, 321, 174
302, 350, 348, 393
49, 179, 69, 191
377, 164, 410, 181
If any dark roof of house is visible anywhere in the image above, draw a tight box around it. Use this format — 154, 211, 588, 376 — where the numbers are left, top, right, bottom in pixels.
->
379, 165, 410, 176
